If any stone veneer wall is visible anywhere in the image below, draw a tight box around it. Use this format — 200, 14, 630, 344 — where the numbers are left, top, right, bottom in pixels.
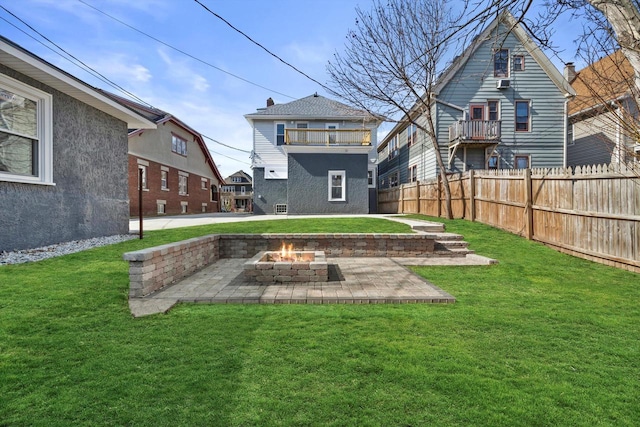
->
124, 233, 435, 298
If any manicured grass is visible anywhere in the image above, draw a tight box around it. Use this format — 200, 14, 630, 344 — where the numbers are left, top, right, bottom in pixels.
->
1, 216, 638, 426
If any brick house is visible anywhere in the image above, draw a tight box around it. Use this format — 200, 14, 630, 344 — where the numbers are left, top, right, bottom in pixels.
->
105, 93, 225, 216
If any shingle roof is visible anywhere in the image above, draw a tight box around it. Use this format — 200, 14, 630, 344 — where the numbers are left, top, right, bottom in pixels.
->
568, 51, 634, 116
245, 94, 376, 120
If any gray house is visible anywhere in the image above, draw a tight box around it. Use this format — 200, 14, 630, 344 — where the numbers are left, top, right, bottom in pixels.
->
0, 36, 155, 251
245, 94, 381, 215
377, 12, 575, 188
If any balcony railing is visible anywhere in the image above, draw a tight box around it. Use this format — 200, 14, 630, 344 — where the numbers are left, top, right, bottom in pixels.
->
285, 129, 371, 146
448, 120, 501, 144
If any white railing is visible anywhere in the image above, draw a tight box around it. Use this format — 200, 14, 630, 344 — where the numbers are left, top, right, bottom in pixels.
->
285, 129, 371, 145
448, 120, 501, 143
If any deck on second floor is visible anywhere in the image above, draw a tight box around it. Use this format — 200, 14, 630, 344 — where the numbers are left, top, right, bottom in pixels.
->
448, 120, 502, 145
285, 129, 371, 146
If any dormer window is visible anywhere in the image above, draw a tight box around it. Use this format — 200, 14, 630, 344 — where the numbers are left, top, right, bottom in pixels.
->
494, 49, 509, 77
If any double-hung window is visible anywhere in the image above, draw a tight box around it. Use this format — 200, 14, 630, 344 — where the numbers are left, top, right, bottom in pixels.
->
178, 172, 188, 195
161, 169, 169, 190
494, 49, 509, 77
515, 100, 531, 132
408, 165, 417, 182
0, 74, 53, 185
328, 170, 346, 201
407, 124, 417, 147
388, 136, 398, 159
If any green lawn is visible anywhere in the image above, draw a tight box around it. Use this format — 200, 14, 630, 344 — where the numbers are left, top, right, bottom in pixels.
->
1, 216, 638, 426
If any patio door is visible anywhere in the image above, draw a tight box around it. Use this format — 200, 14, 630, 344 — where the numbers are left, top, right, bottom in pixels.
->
469, 104, 485, 139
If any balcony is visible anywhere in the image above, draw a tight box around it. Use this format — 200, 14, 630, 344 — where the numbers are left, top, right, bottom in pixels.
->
285, 128, 371, 146
448, 120, 501, 145
447, 120, 501, 168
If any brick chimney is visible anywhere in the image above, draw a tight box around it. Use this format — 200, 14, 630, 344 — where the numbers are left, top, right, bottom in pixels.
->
266, 97, 274, 107
564, 62, 576, 82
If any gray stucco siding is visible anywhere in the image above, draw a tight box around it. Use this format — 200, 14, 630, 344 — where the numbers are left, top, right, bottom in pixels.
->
0, 65, 130, 251
252, 167, 288, 215
287, 153, 368, 214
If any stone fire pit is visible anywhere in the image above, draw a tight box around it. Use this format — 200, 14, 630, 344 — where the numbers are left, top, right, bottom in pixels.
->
244, 248, 328, 283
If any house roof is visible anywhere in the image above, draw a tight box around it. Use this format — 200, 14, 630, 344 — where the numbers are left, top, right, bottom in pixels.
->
568, 50, 634, 116
225, 170, 252, 184
378, 11, 576, 152
244, 93, 381, 123
0, 36, 155, 129
102, 91, 225, 184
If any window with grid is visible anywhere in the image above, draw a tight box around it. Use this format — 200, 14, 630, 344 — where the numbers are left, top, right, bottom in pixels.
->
172, 134, 187, 155
178, 174, 188, 195
494, 49, 509, 77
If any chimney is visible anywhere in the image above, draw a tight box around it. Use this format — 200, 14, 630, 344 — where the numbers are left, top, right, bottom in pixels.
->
564, 62, 576, 82
266, 97, 274, 107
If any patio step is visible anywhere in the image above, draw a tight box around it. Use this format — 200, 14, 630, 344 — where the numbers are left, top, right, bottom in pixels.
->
433, 235, 474, 257
411, 223, 445, 233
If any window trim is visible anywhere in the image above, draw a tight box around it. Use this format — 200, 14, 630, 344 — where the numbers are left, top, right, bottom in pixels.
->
178, 171, 189, 196
367, 167, 376, 188
515, 155, 530, 169
494, 48, 510, 78
160, 169, 169, 190
275, 122, 286, 146
408, 164, 417, 182
389, 171, 399, 188
0, 73, 53, 185
487, 100, 500, 121
515, 100, 531, 132
407, 123, 417, 147
171, 133, 187, 156
513, 55, 525, 71
328, 170, 346, 202
388, 136, 398, 159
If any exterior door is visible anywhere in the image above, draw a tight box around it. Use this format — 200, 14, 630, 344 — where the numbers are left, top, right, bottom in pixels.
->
469, 104, 485, 139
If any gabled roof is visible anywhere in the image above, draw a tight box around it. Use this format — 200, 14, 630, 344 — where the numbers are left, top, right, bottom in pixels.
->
434, 11, 575, 97
568, 50, 634, 116
0, 36, 155, 129
244, 93, 381, 123
225, 170, 252, 184
102, 91, 225, 184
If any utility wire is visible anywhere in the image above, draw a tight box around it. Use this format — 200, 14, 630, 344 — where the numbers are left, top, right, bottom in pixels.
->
193, 0, 334, 95
77, 0, 295, 100
0, 4, 251, 155
0, 6, 153, 108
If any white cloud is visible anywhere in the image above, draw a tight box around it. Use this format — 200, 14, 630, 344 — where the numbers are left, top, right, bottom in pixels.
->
88, 53, 152, 85
285, 40, 333, 65
157, 48, 210, 93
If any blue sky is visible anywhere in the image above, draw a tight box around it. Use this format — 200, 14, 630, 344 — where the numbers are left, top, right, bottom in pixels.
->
0, 0, 584, 178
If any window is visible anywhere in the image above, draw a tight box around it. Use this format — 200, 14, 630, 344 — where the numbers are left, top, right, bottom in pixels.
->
494, 49, 509, 77
161, 170, 168, 190
0, 74, 53, 185
178, 173, 188, 195
241, 186, 246, 195
513, 55, 525, 71
232, 176, 242, 182
201, 178, 207, 190
515, 100, 530, 132
275, 123, 286, 145
488, 100, 499, 121
408, 165, 417, 182
488, 155, 499, 169
407, 124, 417, 147
389, 136, 398, 159
201, 203, 207, 213
172, 134, 187, 155
515, 155, 530, 169
368, 168, 376, 188
157, 201, 166, 214
390, 171, 399, 187
181, 201, 188, 214
328, 170, 346, 201
568, 123, 575, 146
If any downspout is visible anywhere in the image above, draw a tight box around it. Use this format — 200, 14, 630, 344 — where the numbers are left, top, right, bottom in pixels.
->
563, 99, 568, 168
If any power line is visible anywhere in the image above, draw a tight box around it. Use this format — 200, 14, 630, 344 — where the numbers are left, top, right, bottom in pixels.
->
77, 0, 295, 100
0, 4, 252, 156
193, 0, 334, 95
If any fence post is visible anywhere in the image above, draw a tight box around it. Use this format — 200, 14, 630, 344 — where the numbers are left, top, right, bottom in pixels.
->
416, 180, 421, 214
469, 170, 475, 222
437, 175, 442, 218
398, 184, 404, 214
524, 168, 533, 240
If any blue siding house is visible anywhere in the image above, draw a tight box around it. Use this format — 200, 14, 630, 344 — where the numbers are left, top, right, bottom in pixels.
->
378, 12, 575, 188
245, 94, 381, 215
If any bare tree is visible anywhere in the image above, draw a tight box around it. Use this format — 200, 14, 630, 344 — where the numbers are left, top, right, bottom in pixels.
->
328, 0, 465, 219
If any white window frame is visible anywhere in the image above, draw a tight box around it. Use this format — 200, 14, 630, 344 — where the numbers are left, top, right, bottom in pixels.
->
388, 136, 398, 159
389, 171, 399, 187
157, 200, 166, 215
275, 122, 286, 146
0, 73, 53, 185
201, 177, 208, 190
408, 164, 417, 182
328, 170, 346, 202
367, 167, 376, 188
180, 201, 188, 214
178, 171, 189, 195
160, 167, 169, 190
171, 134, 187, 156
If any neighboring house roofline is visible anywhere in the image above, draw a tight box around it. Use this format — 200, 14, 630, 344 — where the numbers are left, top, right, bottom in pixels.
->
0, 36, 156, 130
225, 170, 252, 183
102, 91, 225, 184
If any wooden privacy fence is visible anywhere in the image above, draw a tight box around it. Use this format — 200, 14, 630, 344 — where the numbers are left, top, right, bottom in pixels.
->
378, 164, 640, 273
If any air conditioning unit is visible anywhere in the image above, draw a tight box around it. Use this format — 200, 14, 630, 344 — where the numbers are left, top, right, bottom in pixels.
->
496, 79, 510, 89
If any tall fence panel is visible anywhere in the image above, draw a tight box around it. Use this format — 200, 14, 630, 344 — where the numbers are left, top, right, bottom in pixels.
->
377, 164, 640, 273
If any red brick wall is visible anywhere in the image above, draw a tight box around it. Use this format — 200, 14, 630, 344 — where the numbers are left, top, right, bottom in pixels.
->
129, 155, 219, 216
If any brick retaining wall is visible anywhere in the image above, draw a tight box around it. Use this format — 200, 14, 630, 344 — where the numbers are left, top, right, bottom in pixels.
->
124, 233, 435, 298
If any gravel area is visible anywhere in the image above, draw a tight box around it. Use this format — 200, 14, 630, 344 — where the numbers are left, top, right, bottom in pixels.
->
0, 235, 137, 266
